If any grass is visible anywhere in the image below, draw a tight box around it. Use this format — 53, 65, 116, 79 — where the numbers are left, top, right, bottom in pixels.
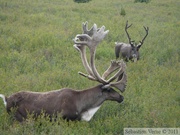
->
0, 0, 180, 134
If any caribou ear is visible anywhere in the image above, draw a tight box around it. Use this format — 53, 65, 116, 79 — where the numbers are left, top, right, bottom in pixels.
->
130, 44, 134, 48
137, 44, 142, 50
101, 85, 111, 92
130, 41, 135, 48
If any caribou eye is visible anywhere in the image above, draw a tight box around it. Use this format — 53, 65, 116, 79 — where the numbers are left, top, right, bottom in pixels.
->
102, 87, 111, 92
107, 88, 113, 92
107, 89, 111, 92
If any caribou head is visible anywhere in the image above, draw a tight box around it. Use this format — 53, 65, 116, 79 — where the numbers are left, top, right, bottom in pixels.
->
115, 20, 149, 62
0, 22, 127, 122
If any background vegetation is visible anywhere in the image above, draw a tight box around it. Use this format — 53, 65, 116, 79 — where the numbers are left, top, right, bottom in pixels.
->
74, 0, 92, 3
0, 0, 179, 134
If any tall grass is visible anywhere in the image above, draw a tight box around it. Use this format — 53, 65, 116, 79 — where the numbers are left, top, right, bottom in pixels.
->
0, 0, 179, 134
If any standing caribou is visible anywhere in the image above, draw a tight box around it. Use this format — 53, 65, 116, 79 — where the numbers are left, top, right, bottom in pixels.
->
0, 22, 127, 122
115, 21, 149, 62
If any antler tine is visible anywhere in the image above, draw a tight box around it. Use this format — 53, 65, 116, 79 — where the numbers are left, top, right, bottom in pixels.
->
139, 26, 149, 45
73, 34, 92, 45
103, 61, 127, 92
106, 60, 125, 83
110, 72, 127, 92
74, 24, 109, 49
125, 20, 133, 44
126, 20, 133, 28
78, 71, 96, 81
82, 21, 94, 37
102, 60, 121, 79
93, 25, 109, 42
73, 44, 95, 78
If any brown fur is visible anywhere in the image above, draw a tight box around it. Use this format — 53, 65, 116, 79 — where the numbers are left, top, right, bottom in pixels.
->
2, 85, 123, 122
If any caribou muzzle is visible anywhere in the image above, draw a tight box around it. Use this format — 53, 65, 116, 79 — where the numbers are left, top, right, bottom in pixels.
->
132, 54, 138, 62
117, 95, 124, 103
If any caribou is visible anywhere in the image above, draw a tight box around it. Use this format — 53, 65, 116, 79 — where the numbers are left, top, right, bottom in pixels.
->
0, 22, 127, 122
115, 21, 149, 62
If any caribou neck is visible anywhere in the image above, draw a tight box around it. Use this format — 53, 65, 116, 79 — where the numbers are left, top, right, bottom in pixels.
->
77, 85, 105, 112
76, 85, 105, 121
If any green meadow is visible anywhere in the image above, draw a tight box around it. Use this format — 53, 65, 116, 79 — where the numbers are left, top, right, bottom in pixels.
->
0, 0, 179, 134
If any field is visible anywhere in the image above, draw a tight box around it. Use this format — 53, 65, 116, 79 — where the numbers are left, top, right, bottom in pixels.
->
0, 0, 179, 134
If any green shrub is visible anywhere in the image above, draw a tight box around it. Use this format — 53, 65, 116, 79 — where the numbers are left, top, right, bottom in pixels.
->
74, 0, 92, 3
120, 7, 126, 16
134, 0, 151, 3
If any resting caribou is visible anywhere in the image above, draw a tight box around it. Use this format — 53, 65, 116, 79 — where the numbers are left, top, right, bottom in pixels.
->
115, 21, 149, 62
0, 22, 127, 122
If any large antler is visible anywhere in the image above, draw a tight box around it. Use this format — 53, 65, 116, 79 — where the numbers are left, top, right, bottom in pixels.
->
125, 20, 133, 45
73, 22, 95, 79
73, 22, 127, 92
138, 26, 149, 47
